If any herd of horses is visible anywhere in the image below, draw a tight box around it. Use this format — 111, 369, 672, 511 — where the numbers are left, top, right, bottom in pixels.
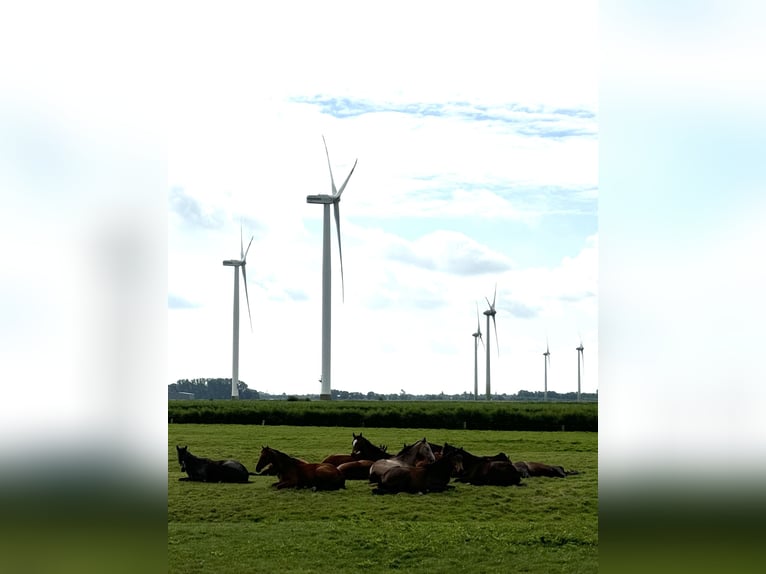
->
175, 432, 579, 494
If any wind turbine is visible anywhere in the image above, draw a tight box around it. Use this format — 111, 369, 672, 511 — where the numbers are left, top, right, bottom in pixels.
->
306, 135, 357, 400
543, 339, 551, 402
576, 339, 585, 402
482, 284, 499, 400
472, 303, 484, 400
222, 227, 253, 399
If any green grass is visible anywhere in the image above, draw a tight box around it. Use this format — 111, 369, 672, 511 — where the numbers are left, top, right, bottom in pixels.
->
169, 424, 598, 573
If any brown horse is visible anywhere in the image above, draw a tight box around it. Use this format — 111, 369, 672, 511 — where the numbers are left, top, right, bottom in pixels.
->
372, 447, 463, 495
255, 446, 345, 491
514, 461, 579, 478
176, 445, 254, 483
369, 438, 436, 485
443, 443, 522, 486
337, 459, 375, 480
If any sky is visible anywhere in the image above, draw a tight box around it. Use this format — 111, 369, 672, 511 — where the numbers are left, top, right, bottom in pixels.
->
167, 2, 599, 397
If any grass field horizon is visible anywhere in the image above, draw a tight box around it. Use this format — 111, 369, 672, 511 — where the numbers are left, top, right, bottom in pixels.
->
168, 423, 597, 573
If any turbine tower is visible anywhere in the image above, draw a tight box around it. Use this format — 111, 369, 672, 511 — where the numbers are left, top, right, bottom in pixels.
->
576, 339, 585, 402
472, 303, 484, 400
543, 340, 550, 402
482, 285, 499, 400
222, 227, 253, 399
306, 135, 357, 400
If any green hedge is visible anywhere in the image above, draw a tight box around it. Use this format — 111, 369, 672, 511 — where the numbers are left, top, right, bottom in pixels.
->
168, 400, 597, 431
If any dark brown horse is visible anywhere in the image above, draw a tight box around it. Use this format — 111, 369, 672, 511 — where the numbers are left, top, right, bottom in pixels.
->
369, 438, 436, 485
443, 443, 522, 486
373, 447, 463, 495
321, 432, 390, 467
351, 432, 392, 461
176, 445, 254, 483
255, 446, 345, 491
514, 461, 579, 478
332, 432, 395, 480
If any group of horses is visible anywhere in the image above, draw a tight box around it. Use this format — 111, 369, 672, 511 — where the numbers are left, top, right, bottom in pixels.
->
176, 432, 578, 494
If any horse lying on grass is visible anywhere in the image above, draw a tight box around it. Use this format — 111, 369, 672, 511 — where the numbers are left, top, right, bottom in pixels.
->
443, 443, 523, 486
372, 447, 463, 495
369, 438, 436, 485
321, 432, 390, 468
513, 461, 580, 478
256, 446, 345, 491
176, 445, 254, 483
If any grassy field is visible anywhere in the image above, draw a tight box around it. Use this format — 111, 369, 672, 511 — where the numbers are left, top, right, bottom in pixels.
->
168, 424, 597, 573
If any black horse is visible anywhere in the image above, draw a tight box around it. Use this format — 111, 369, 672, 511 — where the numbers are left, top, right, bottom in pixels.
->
176, 445, 254, 483
372, 447, 463, 494
442, 443, 522, 486
514, 461, 580, 478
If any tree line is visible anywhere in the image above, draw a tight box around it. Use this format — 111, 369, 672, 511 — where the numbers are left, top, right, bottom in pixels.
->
169, 378, 597, 402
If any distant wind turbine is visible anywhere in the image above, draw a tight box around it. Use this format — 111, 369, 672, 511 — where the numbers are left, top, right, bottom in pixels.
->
576, 339, 585, 402
472, 303, 484, 400
222, 227, 253, 399
543, 339, 551, 402
306, 135, 357, 400
483, 284, 499, 399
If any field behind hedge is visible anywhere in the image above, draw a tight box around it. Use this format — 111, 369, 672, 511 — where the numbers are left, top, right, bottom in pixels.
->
168, 400, 598, 431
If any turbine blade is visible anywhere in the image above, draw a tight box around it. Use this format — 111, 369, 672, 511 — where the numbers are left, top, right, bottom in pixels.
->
335, 158, 357, 199
476, 302, 481, 332
243, 235, 254, 261
492, 315, 499, 356
479, 332, 484, 350
240, 225, 244, 259
242, 265, 253, 332
333, 201, 345, 302
492, 283, 497, 309
322, 135, 338, 196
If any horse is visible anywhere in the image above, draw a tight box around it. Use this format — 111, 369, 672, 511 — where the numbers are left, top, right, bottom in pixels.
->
257, 454, 310, 476
369, 438, 436, 485
255, 446, 345, 491
350, 432, 392, 461
337, 459, 375, 480
513, 461, 579, 478
176, 445, 254, 483
442, 443, 522, 486
321, 432, 390, 467
372, 447, 463, 495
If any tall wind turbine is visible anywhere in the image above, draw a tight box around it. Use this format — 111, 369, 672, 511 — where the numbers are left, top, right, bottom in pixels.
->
483, 285, 499, 400
576, 339, 585, 402
222, 227, 253, 399
543, 339, 551, 402
306, 135, 357, 400
472, 303, 484, 400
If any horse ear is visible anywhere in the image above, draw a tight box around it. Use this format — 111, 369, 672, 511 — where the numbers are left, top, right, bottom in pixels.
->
353, 433, 357, 439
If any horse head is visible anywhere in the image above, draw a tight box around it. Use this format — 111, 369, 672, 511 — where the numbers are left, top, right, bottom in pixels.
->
176, 445, 189, 471
255, 446, 272, 473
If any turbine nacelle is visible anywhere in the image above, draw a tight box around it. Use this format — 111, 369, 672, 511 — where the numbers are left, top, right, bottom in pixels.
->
222, 259, 243, 266
306, 194, 336, 205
